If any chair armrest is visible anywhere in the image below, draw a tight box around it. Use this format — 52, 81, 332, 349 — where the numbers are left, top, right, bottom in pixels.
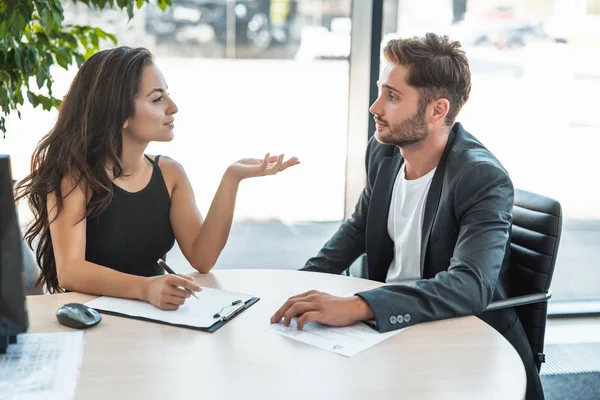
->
484, 290, 553, 312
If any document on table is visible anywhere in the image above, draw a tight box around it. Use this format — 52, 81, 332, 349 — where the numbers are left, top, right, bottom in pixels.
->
269, 319, 406, 357
0, 331, 85, 400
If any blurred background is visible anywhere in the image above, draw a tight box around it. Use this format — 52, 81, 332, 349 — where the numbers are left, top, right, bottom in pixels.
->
3, 0, 600, 306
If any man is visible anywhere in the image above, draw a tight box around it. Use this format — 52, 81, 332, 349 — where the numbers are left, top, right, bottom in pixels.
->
270, 33, 543, 399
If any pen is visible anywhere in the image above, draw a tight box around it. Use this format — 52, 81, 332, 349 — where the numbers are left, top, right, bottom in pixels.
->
156, 258, 200, 300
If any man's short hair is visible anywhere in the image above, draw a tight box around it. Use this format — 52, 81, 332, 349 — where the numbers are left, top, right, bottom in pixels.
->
383, 33, 471, 125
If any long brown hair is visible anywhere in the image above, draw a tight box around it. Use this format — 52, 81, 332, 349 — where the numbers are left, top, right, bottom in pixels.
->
383, 33, 471, 125
15, 47, 154, 293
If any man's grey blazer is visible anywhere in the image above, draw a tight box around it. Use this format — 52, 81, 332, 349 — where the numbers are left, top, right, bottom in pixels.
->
302, 122, 525, 353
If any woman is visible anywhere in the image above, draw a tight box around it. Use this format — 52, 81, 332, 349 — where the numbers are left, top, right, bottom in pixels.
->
15, 46, 299, 310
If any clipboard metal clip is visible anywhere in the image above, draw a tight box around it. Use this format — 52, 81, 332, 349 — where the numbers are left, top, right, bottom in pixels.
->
213, 300, 246, 322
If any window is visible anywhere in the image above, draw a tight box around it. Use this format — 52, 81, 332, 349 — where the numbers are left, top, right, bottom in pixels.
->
4, 0, 361, 273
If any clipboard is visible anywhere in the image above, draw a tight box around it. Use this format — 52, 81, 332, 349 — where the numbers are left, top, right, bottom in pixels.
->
84, 287, 260, 333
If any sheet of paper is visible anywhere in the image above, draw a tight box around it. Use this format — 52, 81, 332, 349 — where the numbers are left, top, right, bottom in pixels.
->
0, 331, 85, 400
85, 287, 254, 329
269, 319, 406, 357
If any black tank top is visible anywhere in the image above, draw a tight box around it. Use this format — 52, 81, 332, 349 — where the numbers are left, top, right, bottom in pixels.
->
85, 155, 175, 277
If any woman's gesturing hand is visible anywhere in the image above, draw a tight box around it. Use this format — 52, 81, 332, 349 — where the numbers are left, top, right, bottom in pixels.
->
226, 153, 300, 182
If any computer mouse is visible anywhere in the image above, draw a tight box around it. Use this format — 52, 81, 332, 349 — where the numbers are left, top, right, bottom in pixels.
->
56, 303, 102, 329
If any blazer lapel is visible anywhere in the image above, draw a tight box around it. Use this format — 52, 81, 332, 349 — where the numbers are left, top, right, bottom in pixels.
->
420, 128, 458, 276
367, 150, 403, 282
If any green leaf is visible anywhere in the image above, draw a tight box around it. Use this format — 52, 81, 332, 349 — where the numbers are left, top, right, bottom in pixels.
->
52, 10, 63, 27
90, 33, 99, 49
55, 47, 72, 69
63, 33, 78, 48
35, 32, 50, 47
17, 3, 34, 29
91, 28, 117, 45
40, 8, 53, 30
38, 95, 54, 111
0, 71, 11, 84
24, 48, 36, 73
14, 49, 22, 69
157, 0, 171, 12
16, 12, 29, 35
36, 68, 46, 89
15, 89, 24, 106
0, 20, 7, 39
95, 28, 106, 40
84, 46, 95, 59
33, 1, 47, 18
52, 0, 64, 16
74, 53, 85, 67
127, 0, 134, 20
27, 91, 40, 107
106, 33, 117, 45
46, 76, 54, 96
7, 10, 17, 27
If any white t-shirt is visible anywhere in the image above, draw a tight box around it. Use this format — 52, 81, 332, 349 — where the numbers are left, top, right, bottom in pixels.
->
386, 163, 436, 284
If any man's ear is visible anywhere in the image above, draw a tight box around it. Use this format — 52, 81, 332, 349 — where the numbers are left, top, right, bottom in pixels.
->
123, 119, 129, 130
431, 98, 450, 124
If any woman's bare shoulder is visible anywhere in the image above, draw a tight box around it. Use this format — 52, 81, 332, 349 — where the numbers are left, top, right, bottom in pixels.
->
149, 155, 189, 196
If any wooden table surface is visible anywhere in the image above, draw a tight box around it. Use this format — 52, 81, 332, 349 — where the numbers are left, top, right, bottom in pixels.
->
26, 269, 526, 400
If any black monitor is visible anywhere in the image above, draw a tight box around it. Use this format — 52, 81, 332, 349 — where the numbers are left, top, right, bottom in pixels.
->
0, 154, 29, 353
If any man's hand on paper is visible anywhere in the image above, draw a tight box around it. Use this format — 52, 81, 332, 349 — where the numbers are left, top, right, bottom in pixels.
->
143, 274, 201, 310
270, 290, 375, 330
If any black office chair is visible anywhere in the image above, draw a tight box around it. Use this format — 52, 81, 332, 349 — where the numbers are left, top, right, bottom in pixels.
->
485, 188, 562, 371
22, 237, 43, 295
11, 178, 43, 295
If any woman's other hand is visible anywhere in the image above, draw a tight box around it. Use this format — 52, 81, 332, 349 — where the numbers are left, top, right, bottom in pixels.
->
226, 153, 300, 182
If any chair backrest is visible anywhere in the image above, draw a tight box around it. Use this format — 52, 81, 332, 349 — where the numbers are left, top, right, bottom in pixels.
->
510, 188, 562, 370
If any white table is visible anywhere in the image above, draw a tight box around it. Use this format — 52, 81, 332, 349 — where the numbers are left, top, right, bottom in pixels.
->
26, 269, 526, 399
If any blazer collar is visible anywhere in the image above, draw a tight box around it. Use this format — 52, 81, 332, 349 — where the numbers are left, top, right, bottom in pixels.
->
366, 150, 403, 282
419, 126, 457, 275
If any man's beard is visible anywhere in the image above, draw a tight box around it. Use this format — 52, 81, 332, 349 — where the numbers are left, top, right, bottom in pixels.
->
377, 106, 428, 148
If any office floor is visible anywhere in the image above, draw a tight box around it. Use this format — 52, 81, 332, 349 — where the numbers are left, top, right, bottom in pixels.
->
543, 317, 600, 400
